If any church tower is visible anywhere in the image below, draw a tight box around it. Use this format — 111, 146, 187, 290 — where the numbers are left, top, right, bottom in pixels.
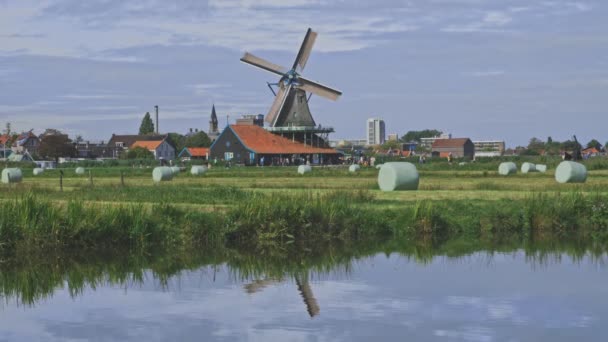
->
208, 104, 220, 141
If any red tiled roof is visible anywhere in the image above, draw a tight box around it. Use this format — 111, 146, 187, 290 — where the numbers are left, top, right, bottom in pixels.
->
131, 140, 163, 150
187, 147, 209, 157
432, 138, 471, 148
583, 147, 599, 154
0, 135, 9, 145
229, 125, 338, 154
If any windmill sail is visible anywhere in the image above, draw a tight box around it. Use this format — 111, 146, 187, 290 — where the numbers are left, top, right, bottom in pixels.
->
240, 28, 341, 129
293, 28, 318, 72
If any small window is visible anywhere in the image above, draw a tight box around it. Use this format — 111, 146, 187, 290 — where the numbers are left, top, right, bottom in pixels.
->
115, 142, 124, 148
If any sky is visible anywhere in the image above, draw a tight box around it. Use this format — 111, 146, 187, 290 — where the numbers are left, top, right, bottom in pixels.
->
0, 0, 606, 147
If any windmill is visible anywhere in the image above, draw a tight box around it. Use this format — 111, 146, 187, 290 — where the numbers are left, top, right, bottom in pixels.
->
240, 28, 341, 147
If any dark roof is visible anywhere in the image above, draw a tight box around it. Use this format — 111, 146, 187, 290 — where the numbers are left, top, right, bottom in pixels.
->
224, 125, 338, 154
107, 134, 167, 148
432, 138, 471, 148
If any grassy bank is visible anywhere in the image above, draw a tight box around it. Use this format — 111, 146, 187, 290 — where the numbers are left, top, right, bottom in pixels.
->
1, 190, 607, 254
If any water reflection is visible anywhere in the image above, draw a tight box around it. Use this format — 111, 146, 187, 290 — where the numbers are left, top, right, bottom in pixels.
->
1, 238, 608, 341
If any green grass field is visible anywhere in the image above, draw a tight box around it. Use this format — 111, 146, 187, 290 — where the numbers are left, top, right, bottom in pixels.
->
1, 164, 607, 254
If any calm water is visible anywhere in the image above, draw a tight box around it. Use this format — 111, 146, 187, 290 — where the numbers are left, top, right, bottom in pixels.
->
1, 250, 608, 341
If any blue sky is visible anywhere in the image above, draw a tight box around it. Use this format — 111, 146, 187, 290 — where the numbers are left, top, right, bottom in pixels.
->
0, 0, 606, 147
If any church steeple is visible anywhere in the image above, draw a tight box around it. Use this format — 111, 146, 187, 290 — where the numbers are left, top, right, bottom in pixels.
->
209, 104, 218, 134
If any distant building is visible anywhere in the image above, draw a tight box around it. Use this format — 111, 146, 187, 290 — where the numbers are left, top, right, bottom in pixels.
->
366, 118, 385, 145
0, 135, 12, 159
12, 131, 40, 156
208, 104, 220, 141
209, 124, 339, 166
431, 138, 475, 159
473, 140, 505, 157
106, 134, 169, 159
387, 133, 399, 141
419, 133, 452, 149
329, 139, 367, 148
402, 141, 418, 152
236, 114, 264, 127
75, 141, 107, 159
131, 139, 175, 160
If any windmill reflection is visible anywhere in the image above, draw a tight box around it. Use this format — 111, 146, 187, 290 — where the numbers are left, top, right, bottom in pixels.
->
243, 272, 320, 318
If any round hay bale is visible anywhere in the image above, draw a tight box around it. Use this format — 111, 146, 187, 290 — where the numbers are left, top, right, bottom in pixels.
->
498, 162, 517, 176
375, 164, 383, 170
75, 167, 86, 175
348, 164, 360, 173
33, 168, 44, 176
521, 162, 537, 174
153, 166, 174, 182
377, 162, 419, 191
555, 161, 587, 184
1, 168, 22, 184
297, 165, 312, 175
191, 165, 207, 176
536, 164, 547, 173
170, 166, 180, 175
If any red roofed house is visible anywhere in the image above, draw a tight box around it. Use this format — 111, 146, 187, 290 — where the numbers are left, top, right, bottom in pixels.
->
209, 124, 339, 165
582, 147, 600, 158
178, 147, 209, 161
131, 139, 175, 160
432, 138, 475, 159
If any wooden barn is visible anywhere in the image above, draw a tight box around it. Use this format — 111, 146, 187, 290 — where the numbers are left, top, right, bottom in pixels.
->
209, 124, 339, 166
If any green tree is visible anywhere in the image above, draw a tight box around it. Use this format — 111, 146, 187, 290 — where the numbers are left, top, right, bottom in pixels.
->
123, 146, 154, 159
138, 112, 155, 135
560, 139, 578, 151
167, 133, 185, 152
527, 137, 545, 153
586, 139, 601, 150
605, 141, 608, 151
380, 140, 401, 150
400, 129, 442, 143
39, 132, 76, 162
184, 131, 211, 148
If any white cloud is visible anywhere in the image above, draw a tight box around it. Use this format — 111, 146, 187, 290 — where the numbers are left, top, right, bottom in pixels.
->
442, 11, 513, 33
464, 70, 506, 77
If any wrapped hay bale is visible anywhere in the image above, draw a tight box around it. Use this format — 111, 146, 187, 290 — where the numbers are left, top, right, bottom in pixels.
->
498, 162, 517, 176
33, 168, 44, 176
1, 168, 22, 184
377, 162, 419, 191
536, 164, 547, 173
170, 166, 180, 175
75, 167, 86, 175
555, 161, 587, 184
349, 164, 360, 173
375, 164, 383, 170
521, 162, 537, 174
152, 166, 174, 182
297, 165, 312, 175
191, 165, 207, 176
458, 162, 467, 166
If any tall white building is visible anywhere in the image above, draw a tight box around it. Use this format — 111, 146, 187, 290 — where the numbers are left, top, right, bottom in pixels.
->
366, 118, 385, 145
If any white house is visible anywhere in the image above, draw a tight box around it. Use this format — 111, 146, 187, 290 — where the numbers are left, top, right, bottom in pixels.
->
131, 140, 175, 160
